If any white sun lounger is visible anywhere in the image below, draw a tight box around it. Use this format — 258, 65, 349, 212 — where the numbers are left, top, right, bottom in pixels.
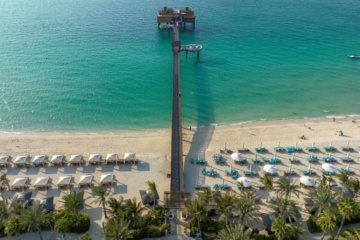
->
69, 155, 83, 166
105, 154, 118, 164
50, 155, 64, 166
88, 154, 101, 165
34, 177, 50, 189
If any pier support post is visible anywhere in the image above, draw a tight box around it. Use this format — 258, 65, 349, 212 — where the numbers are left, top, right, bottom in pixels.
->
186, 51, 188, 58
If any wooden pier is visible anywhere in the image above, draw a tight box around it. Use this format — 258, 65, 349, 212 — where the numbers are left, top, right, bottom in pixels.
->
157, 6, 196, 30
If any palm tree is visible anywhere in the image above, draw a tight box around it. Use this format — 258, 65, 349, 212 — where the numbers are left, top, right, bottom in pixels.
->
309, 187, 337, 216
19, 203, 46, 240
234, 191, 259, 227
0, 200, 10, 230
62, 191, 84, 213
217, 224, 252, 240
275, 177, 300, 197
197, 188, 215, 212
289, 223, 307, 239
337, 172, 350, 189
107, 196, 126, 219
103, 217, 132, 240
316, 211, 337, 240
350, 178, 360, 199
184, 199, 207, 231
146, 181, 158, 206
125, 197, 145, 229
271, 218, 290, 240
270, 195, 298, 223
340, 228, 360, 240
260, 175, 273, 201
335, 198, 359, 239
91, 185, 111, 219
215, 191, 236, 225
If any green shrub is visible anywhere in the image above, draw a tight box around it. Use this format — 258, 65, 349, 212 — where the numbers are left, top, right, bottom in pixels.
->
80, 232, 92, 240
55, 210, 90, 233
4, 216, 21, 237
307, 215, 321, 233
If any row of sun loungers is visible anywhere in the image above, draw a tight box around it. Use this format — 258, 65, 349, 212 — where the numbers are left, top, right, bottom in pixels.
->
202, 168, 217, 177
231, 142, 358, 155
0, 153, 138, 168
2, 174, 117, 192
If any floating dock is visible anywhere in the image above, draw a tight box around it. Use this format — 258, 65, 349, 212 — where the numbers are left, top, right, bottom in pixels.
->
157, 6, 196, 30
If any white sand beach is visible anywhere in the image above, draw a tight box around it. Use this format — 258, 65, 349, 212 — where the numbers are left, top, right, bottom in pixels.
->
1, 117, 360, 239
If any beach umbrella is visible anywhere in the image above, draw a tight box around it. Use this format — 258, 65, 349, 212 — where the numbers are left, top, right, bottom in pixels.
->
0, 156, 9, 165
100, 174, 114, 184
291, 154, 295, 161
11, 178, 27, 188
300, 176, 315, 186
57, 176, 71, 186
88, 154, 101, 163
51, 155, 64, 164
264, 165, 277, 174
32, 155, 46, 164
242, 143, 245, 149
237, 177, 252, 187
231, 153, 244, 161
34, 177, 49, 187
322, 163, 337, 172
79, 175, 93, 185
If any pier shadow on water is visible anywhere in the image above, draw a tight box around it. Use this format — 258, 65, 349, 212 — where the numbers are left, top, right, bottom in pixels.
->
183, 61, 215, 195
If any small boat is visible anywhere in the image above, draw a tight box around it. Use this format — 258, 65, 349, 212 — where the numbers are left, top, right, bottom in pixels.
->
348, 54, 360, 59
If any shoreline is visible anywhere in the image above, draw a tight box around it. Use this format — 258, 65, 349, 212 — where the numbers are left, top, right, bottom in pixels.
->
0, 115, 359, 136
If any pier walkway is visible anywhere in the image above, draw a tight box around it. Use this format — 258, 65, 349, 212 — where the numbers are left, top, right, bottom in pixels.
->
170, 22, 184, 199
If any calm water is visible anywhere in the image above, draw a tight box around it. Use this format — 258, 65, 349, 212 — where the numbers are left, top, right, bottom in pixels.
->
0, 0, 360, 132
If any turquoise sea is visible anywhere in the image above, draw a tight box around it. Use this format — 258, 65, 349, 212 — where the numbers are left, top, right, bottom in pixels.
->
0, 0, 360, 132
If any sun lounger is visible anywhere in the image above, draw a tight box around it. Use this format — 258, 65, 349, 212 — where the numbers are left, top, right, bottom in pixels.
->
324, 146, 336, 152
213, 184, 220, 190
341, 146, 353, 151
254, 147, 267, 152
243, 170, 257, 176
338, 169, 355, 175
284, 170, 296, 176
306, 156, 317, 162
269, 158, 280, 164
274, 147, 285, 152
237, 184, 242, 190
340, 157, 353, 162
237, 148, 249, 153
268, 195, 275, 201
264, 172, 278, 176
322, 170, 336, 175
231, 173, 239, 179
288, 158, 300, 163
306, 146, 319, 152
196, 159, 206, 164
251, 158, 264, 164
322, 157, 336, 162
302, 169, 315, 176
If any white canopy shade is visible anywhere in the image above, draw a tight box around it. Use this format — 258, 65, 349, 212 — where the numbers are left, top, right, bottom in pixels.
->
264, 164, 278, 174
14, 156, 28, 165
11, 178, 28, 187
0, 156, 9, 164
231, 153, 244, 161
300, 176, 315, 186
237, 177, 252, 187
322, 163, 337, 172
79, 175, 93, 185
51, 155, 64, 163
70, 155, 83, 163
57, 176, 71, 186
34, 177, 50, 187
32, 155, 46, 163
88, 154, 101, 162
124, 153, 136, 161
100, 174, 114, 184
106, 153, 118, 161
